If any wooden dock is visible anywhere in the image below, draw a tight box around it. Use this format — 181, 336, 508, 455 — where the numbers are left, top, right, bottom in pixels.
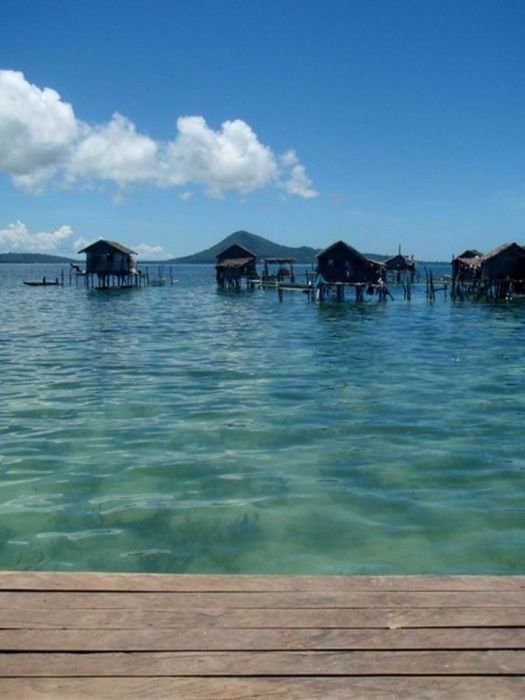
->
0, 572, 524, 698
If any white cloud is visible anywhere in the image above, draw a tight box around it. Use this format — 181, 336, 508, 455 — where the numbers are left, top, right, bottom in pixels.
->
0, 70, 77, 191
134, 243, 167, 258
0, 70, 317, 199
0, 221, 74, 253
73, 236, 94, 252
162, 117, 278, 196
279, 150, 318, 199
280, 150, 299, 168
68, 113, 158, 185
72, 237, 167, 259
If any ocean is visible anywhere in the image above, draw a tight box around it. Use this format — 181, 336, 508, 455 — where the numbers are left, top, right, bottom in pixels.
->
0, 261, 524, 574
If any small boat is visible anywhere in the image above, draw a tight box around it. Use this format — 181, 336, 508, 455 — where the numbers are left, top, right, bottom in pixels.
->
23, 279, 61, 287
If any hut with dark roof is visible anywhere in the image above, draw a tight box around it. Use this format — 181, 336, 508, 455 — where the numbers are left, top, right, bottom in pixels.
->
452, 243, 525, 300
383, 253, 416, 283
314, 241, 387, 301
451, 249, 482, 299
455, 249, 483, 264
479, 243, 525, 298
78, 239, 139, 289
451, 249, 482, 279
479, 243, 525, 281
215, 243, 258, 289
316, 241, 383, 285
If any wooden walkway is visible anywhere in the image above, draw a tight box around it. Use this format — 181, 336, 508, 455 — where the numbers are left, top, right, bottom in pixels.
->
0, 572, 524, 698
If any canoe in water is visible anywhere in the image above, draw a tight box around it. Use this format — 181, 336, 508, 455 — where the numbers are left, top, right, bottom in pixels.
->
23, 281, 61, 286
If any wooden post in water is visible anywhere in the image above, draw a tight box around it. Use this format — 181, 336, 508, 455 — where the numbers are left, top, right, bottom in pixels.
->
425, 267, 435, 301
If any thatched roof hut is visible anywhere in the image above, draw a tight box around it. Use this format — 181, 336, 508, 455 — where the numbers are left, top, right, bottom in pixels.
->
452, 249, 483, 280
456, 249, 483, 259
315, 241, 384, 284
216, 243, 256, 265
383, 253, 416, 282
215, 243, 258, 288
383, 253, 415, 273
479, 242, 525, 281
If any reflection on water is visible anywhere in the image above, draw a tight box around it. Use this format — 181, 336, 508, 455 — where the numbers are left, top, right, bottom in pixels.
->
0, 263, 524, 574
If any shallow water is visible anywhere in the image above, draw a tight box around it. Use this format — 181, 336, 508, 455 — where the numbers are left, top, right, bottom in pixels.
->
1, 262, 524, 574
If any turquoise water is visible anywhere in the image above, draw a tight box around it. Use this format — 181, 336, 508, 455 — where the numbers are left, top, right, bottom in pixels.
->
1, 262, 524, 574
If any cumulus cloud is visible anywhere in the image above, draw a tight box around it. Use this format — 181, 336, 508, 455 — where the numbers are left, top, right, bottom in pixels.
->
162, 116, 278, 196
134, 243, 168, 258
68, 113, 158, 185
73, 236, 94, 252
74, 237, 167, 258
0, 70, 317, 199
280, 150, 318, 199
0, 70, 77, 191
0, 222, 170, 257
0, 221, 74, 252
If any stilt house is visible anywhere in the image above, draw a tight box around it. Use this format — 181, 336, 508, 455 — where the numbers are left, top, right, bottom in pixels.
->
215, 244, 258, 289
452, 243, 525, 300
315, 241, 384, 284
383, 253, 416, 283
78, 239, 138, 288
451, 249, 483, 281
479, 243, 525, 282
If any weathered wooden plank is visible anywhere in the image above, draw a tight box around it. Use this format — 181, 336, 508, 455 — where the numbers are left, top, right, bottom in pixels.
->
2, 606, 525, 629
1, 589, 524, 609
0, 572, 523, 593
1, 650, 524, 676
1, 676, 524, 700
0, 626, 524, 652
1, 574, 524, 698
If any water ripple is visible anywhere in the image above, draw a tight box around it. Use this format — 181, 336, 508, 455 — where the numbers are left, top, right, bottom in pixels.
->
1, 263, 525, 573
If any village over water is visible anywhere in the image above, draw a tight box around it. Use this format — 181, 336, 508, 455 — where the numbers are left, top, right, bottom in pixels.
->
7, 231, 525, 303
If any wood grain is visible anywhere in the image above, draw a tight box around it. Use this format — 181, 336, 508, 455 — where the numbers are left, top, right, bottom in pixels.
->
0, 572, 523, 698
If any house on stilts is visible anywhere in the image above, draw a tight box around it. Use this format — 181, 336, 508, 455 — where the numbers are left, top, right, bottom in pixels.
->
450, 249, 483, 299
215, 244, 259, 289
313, 241, 388, 301
78, 239, 144, 289
383, 253, 416, 284
451, 243, 525, 300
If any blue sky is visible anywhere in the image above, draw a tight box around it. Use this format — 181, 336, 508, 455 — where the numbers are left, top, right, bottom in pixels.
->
1, 0, 523, 260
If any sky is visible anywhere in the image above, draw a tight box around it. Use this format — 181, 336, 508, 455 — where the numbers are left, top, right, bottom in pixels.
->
0, 0, 524, 261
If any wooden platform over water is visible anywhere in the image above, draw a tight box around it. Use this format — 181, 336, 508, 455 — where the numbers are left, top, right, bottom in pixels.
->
0, 572, 524, 698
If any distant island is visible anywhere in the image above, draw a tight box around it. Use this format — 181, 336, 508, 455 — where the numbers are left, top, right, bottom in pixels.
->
0, 232, 449, 266
165, 230, 321, 264
0, 252, 77, 264
164, 230, 445, 265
